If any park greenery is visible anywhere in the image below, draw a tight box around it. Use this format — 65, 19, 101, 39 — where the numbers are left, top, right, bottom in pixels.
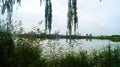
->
0, 35, 120, 67
0, 0, 120, 67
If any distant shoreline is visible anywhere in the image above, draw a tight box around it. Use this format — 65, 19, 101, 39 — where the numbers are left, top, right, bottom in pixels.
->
20, 34, 120, 42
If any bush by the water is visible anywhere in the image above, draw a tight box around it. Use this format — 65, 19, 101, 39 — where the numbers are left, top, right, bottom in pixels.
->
0, 33, 120, 67
0, 32, 46, 67
0, 32, 14, 67
13, 38, 46, 67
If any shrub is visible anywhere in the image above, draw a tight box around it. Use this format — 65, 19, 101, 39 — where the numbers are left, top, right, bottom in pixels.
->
0, 32, 14, 67
13, 38, 46, 67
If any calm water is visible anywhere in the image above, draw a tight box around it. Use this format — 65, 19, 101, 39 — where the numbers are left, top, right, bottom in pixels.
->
39, 39, 120, 57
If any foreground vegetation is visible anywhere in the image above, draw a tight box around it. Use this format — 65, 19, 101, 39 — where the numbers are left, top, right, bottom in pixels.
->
0, 32, 120, 67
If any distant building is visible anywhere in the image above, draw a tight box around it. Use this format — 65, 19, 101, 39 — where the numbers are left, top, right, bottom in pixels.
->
90, 34, 92, 37
40, 33, 46, 35
86, 34, 88, 37
29, 31, 35, 35
66, 31, 68, 36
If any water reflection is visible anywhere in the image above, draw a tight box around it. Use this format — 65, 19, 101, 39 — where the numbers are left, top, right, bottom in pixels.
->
40, 39, 120, 57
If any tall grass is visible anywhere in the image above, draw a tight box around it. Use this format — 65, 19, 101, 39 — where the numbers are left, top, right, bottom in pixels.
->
42, 45, 120, 67
13, 38, 46, 67
0, 32, 14, 67
0, 34, 120, 67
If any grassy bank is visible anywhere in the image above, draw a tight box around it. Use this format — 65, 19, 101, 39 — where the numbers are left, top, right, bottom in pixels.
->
14, 43, 120, 67
0, 35, 120, 67
104, 36, 120, 42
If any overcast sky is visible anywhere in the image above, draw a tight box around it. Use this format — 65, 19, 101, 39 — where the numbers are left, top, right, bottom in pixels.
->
10, 0, 120, 35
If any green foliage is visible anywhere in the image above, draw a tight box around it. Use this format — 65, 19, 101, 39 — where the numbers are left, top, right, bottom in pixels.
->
0, 32, 14, 67
97, 45, 120, 67
73, 0, 78, 33
0, 0, 21, 32
0, 31, 119, 67
46, 45, 120, 67
0, 32, 46, 67
0, 19, 7, 32
58, 52, 91, 67
40, 0, 44, 6
90, 45, 120, 67
0, 19, 23, 34
13, 38, 46, 67
0, 35, 120, 67
0, 0, 21, 14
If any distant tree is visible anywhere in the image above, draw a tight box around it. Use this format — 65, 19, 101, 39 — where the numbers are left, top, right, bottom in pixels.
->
0, 0, 21, 32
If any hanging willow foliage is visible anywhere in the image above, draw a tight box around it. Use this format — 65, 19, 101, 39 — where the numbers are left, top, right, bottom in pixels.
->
45, 0, 52, 34
1, 0, 21, 14
73, 0, 78, 33
40, 0, 52, 34
40, 0, 44, 6
67, 0, 78, 35
0, 0, 21, 32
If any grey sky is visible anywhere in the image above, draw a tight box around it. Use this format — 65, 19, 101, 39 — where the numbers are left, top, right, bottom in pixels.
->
11, 0, 120, 35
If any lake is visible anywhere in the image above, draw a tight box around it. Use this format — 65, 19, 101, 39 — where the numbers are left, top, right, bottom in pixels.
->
38, 39, 120, 57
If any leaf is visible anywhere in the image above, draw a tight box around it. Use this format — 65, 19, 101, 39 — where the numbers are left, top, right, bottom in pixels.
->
1, 3, 6, 14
